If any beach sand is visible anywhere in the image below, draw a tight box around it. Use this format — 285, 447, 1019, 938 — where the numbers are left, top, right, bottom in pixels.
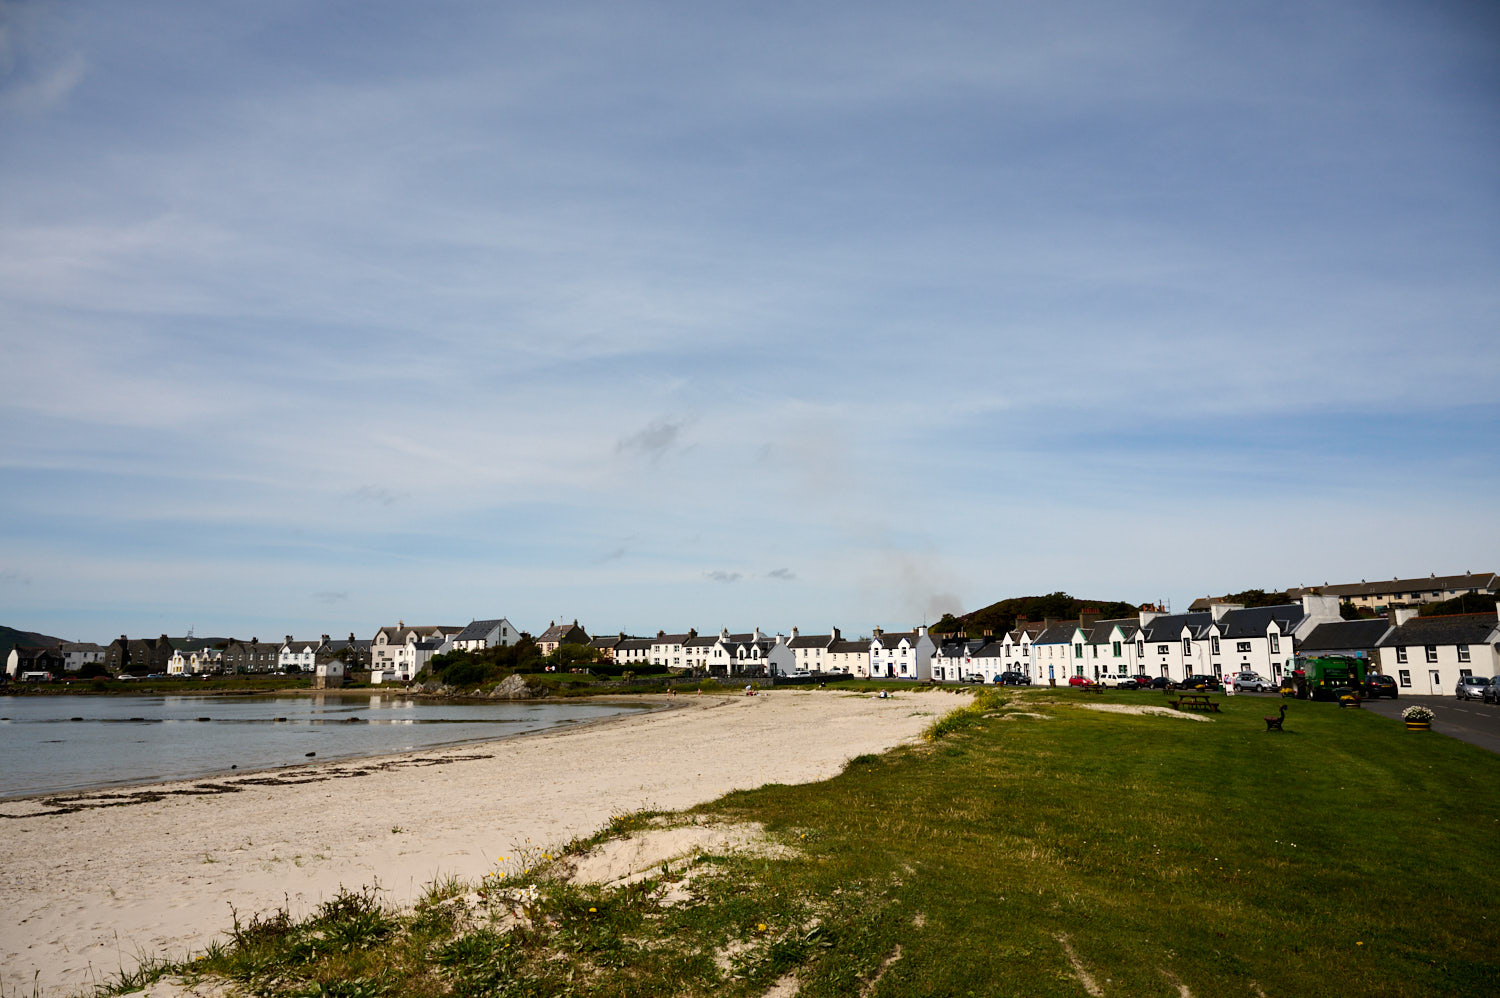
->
0, 689, 952, 995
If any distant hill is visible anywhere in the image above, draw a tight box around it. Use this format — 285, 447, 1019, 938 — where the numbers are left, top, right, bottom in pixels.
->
933, 592, 1144, 637
1, 625, 70, 664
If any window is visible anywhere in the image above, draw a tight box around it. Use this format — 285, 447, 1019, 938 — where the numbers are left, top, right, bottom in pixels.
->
1210, 636, 1220, 655
1182, 638, 1192, 655
1269, 634, 1280, 654
1137, 641, 1145, 657
1425, 646, 1438, 664
1458, 645, 1470, 663
1460, 669, 1473, 679
1074, 643, 1083, 659
1112, 641, 1122, 658
1157, 645, 1169, 656
1236, 641, 1252, 653
1396, 647, 1407, 664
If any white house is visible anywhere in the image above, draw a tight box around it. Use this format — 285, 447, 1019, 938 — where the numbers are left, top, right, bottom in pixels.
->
443, 618, 520, 653
60, 642, 105, 672
867, 627, 935, 681
826, 638, 871, 677
278, 636, 322, 674
1374, 605, 1500, 695
786, 627, 840, 674
1083, 619, 1145, 684
615, 637, 653, 665
649, 631, 695, 669
371, 623, 463, 682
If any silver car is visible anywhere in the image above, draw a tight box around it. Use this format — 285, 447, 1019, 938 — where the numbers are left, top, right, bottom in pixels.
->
1233, 672, 1275, 692
1455, 675, 1490, 700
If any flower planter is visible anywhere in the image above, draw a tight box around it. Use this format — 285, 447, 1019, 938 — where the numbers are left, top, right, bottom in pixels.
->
1405, 720, 1431, 731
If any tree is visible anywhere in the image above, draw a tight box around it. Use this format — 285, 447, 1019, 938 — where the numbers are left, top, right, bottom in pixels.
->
1419, 592, 1499, 617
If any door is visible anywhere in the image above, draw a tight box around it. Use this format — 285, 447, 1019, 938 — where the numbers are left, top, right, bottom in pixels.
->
1429, 670, 1441, 695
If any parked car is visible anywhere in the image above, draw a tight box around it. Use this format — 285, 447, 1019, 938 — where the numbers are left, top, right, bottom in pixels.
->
1177, 675, 1223, 691
1232, 672, 1275, 692
1483, 677, 1500, 704
1067, 675, 1096, 687
1146, 676, 1174, 690
1113, 676, 1147, 689
997, 671, 1031, 685
1455, 675, 1491, 701
1362, 674, 1399, 699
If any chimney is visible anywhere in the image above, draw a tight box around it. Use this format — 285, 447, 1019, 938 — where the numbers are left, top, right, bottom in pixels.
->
657, 630, 665, 639
790, 626, 800, 639
916, 624, 928, 636
1389, 607, 1418, 627
1210, 603, 1241, 623
982, 629, 993, 639
321, 634, 329, 644
831, 626, 841, 641
873, 625, 883, 637
285, 635, 293, 644
1079, 607, 1102, 628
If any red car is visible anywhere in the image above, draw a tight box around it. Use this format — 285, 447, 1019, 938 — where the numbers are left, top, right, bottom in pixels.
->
1067, 675, 1096, 687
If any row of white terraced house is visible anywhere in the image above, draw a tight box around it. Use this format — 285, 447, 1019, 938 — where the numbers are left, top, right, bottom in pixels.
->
929, 596, 1347, 685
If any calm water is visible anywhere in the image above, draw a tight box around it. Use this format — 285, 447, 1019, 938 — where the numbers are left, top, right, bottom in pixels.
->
0, 694, 649, 799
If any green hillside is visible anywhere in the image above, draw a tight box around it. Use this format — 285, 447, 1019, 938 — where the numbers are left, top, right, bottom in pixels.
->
933, 592, 1142, 637
0, 625, 70, 665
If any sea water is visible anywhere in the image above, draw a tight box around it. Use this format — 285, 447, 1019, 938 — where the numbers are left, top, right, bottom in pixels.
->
0, 693, 649, 798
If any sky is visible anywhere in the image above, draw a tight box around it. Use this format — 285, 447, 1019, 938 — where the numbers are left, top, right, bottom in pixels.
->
1, 0, 1497, 644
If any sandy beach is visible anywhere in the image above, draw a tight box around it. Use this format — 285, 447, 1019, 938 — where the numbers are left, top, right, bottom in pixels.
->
0, 689, 953, 995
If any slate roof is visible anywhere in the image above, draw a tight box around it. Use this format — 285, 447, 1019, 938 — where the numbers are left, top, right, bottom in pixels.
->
787, 633, 834, 648
617, 637, 653, 652
1217, 604, 1304, 639
973, 641, 1008, 659
1298, 619, 1393, 653
1289, 573, 1497, 599
1376, 612, 1500, 648
651, 632, 694, 645
685, 635, 720, 649
455, 619, 509, 641
1137, 612, 1213, 641
1087, 618, 1140, 644
1034, 625, 1076, 645
830, 639, 871, 654
872, 631, 921, 649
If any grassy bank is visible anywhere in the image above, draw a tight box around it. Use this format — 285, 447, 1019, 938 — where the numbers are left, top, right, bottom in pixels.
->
104, 689, 1499, 997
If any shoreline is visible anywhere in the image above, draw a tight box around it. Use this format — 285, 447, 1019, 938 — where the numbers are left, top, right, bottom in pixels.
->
1, 688, 957, 995
0, 694, 676, 807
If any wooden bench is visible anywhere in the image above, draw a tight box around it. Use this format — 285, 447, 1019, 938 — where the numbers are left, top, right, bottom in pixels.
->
1080, 683, 1105, 694
1170, 693, 1221, 713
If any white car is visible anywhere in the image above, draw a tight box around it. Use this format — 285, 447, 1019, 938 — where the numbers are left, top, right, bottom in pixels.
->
1233, 672, 1275, 692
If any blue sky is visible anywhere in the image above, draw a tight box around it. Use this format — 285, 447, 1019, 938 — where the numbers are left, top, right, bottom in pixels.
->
2, 1, 1497, 644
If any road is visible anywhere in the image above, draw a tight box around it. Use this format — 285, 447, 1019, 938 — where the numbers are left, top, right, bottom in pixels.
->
1359, 694, 1500, 755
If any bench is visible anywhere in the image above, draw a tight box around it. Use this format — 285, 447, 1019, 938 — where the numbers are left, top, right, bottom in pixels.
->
1081, 684, 1105, 694
1170, 693, 1221, 713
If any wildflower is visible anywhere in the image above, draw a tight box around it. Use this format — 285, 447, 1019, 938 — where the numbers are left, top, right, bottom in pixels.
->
589, 907, 597, 912
757, 923, 767, 932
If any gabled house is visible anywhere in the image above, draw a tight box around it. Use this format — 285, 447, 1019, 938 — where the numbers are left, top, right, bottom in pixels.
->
1210, 596, 1340, 681
867, 626, 935, 681
826, 638, 871, 677
444, 618, 520, 654
60, 642, 105, 672
1084, 618, 1144, 683
649, 630, 696, 669
103, 635, 175, 676
615, 636, 653, 665
536, 620, 590, 656
1001, 622, 1046, 682
278, 636, 326, 674
372, 622, 463, 681
1375, 605, 1500, 695
1288, 571, 1499, 612
321, 635, 372, 670
5, 645, 64, 678
1296, 618, 1393, 663
931, 633, 986, 683
786, 627, 840, 674
589, 634, 627, 660
223, 638, 281, 673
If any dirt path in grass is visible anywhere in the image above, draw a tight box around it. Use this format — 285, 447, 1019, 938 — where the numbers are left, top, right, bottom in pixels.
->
0, 689, 950, 996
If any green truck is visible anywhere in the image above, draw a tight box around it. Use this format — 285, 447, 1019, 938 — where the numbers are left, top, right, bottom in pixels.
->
1294, 654, 1368, 701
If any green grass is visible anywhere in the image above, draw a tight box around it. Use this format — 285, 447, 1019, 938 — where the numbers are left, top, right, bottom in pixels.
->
101, 690, 1500, 997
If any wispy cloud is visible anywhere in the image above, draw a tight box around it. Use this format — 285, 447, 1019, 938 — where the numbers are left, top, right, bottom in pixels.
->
767, 568, 796, 581
617, 418, 688, 464
705, 571, 742, 584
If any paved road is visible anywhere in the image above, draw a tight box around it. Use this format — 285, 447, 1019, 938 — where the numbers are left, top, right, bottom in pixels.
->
1359, 695, 1500, 755
1227, 691, 1500, 754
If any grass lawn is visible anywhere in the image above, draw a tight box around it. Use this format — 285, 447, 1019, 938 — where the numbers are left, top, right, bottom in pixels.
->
114, 689, 1499, 997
